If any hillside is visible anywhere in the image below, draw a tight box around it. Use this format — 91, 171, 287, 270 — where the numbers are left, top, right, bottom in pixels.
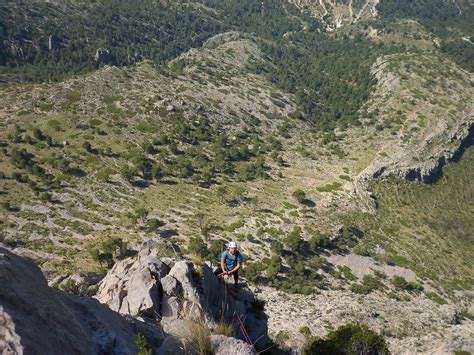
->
1, 0, 473, 353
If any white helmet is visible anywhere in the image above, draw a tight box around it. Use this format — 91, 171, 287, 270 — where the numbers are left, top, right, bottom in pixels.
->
228, 241, 237, 248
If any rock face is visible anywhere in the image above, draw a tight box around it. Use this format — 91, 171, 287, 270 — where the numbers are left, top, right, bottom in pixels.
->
0, 241, 268, 354
0, 247, 156, 354
95, 239, 269, 349
48, 34, 61, 51
94, 48, 117, 66
96, 240, 170, 317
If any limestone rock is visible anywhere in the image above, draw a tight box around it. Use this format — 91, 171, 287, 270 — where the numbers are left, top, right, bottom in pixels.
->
95, 239, 170, 317
0, 247, 155, 354
95, 239, 269, 347
48, 34, 61, 50
94, 48, 117, 66
210, 335, 256, 355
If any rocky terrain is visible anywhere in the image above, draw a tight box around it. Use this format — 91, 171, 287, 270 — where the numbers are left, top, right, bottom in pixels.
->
0, 240, 264, 354
289, 0, 381, 28
0, 0, 473, 353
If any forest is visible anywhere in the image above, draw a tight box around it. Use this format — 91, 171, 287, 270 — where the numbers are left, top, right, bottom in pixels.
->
0, 0, 472, 130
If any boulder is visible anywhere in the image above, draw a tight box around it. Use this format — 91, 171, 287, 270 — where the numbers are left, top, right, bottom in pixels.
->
210, 334, 256, 355
0, 241, 269, 354
95, 239, 170, 318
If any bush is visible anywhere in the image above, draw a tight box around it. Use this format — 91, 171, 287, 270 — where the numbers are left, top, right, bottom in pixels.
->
338, 265, 357, 281
351, 274, 383, 295
391, 275, 409, 289
304, 323, 389, 355
148, 218, 165, 230
353, 244, 371, 256
292, 189, 306, 203
96, 168, 114, 182
270, 240, 283, 255
135, 333, 151, 355
425, 291, 448, 305
299, 326, 311, 335
188, 236, 209, 258
285, 226, 302, 252
252, 297, 266, 312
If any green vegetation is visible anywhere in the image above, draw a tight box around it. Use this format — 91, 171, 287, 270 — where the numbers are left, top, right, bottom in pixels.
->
344, 145, 474, 291
391, 276, 424, 292
377, 0, 473, 71
292, 189, 306, 203
351, 274, 384, 295
135, 333, 151, 355
304, 323, 389, 355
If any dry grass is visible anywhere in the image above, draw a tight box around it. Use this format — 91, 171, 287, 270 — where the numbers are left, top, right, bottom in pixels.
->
214, 318, 234, 337
186, 316, 215, 355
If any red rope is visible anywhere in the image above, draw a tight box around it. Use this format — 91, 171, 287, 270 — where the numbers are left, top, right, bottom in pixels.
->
220, 274, 256, 349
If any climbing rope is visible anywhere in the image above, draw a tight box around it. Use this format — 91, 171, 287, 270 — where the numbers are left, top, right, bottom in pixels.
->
219, 274, 255, 349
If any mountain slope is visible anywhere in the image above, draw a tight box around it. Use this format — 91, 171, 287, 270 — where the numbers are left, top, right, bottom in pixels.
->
0, 0, 473, 353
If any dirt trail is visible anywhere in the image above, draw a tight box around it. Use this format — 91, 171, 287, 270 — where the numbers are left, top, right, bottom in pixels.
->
355, 0, 377, 21
349, 0, 354, 22
319, 0, 328, 16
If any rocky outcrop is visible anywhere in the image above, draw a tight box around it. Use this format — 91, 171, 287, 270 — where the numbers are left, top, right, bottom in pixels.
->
48, 35, 61, 51
95, 240, 170, 317
0, 241, 269, 354
0, 246, 164, 354
49, 271, 102, 296
358, 54, 474, 186
95, 239, 269, 348
368, 121, 474, 184
94, 48, 117, 66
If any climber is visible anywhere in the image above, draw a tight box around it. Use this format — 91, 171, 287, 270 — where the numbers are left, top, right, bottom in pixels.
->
213, 241, 243, 288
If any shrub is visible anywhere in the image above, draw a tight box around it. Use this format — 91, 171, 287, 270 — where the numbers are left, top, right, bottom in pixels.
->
252, 296, 266, 312
392, 275, 408, 289
223, 219, 245, 232
188, 236, 209, 258
350, 283, 373, 295
285, 226, 302, 252
148, 218, 165, 230
299, 326, 311, 335
265, 256, 282, 278
425, 291, 448, 305
407, 281, 424, 292
292, 189, 306, 203
96, 168, 114, 182
392, 275, 423, 292
338, 265, 357, 281
303, 323, 389, 355
353, 244, 371, 256
135, 333, 151, 355
316, 182, 342, 192
351, 274, 383, 294
270, 240, 283, 255
60, 279, 79, 294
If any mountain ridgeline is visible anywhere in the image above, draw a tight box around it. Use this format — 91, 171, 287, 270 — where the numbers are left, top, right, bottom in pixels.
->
1, 0, 472, 129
